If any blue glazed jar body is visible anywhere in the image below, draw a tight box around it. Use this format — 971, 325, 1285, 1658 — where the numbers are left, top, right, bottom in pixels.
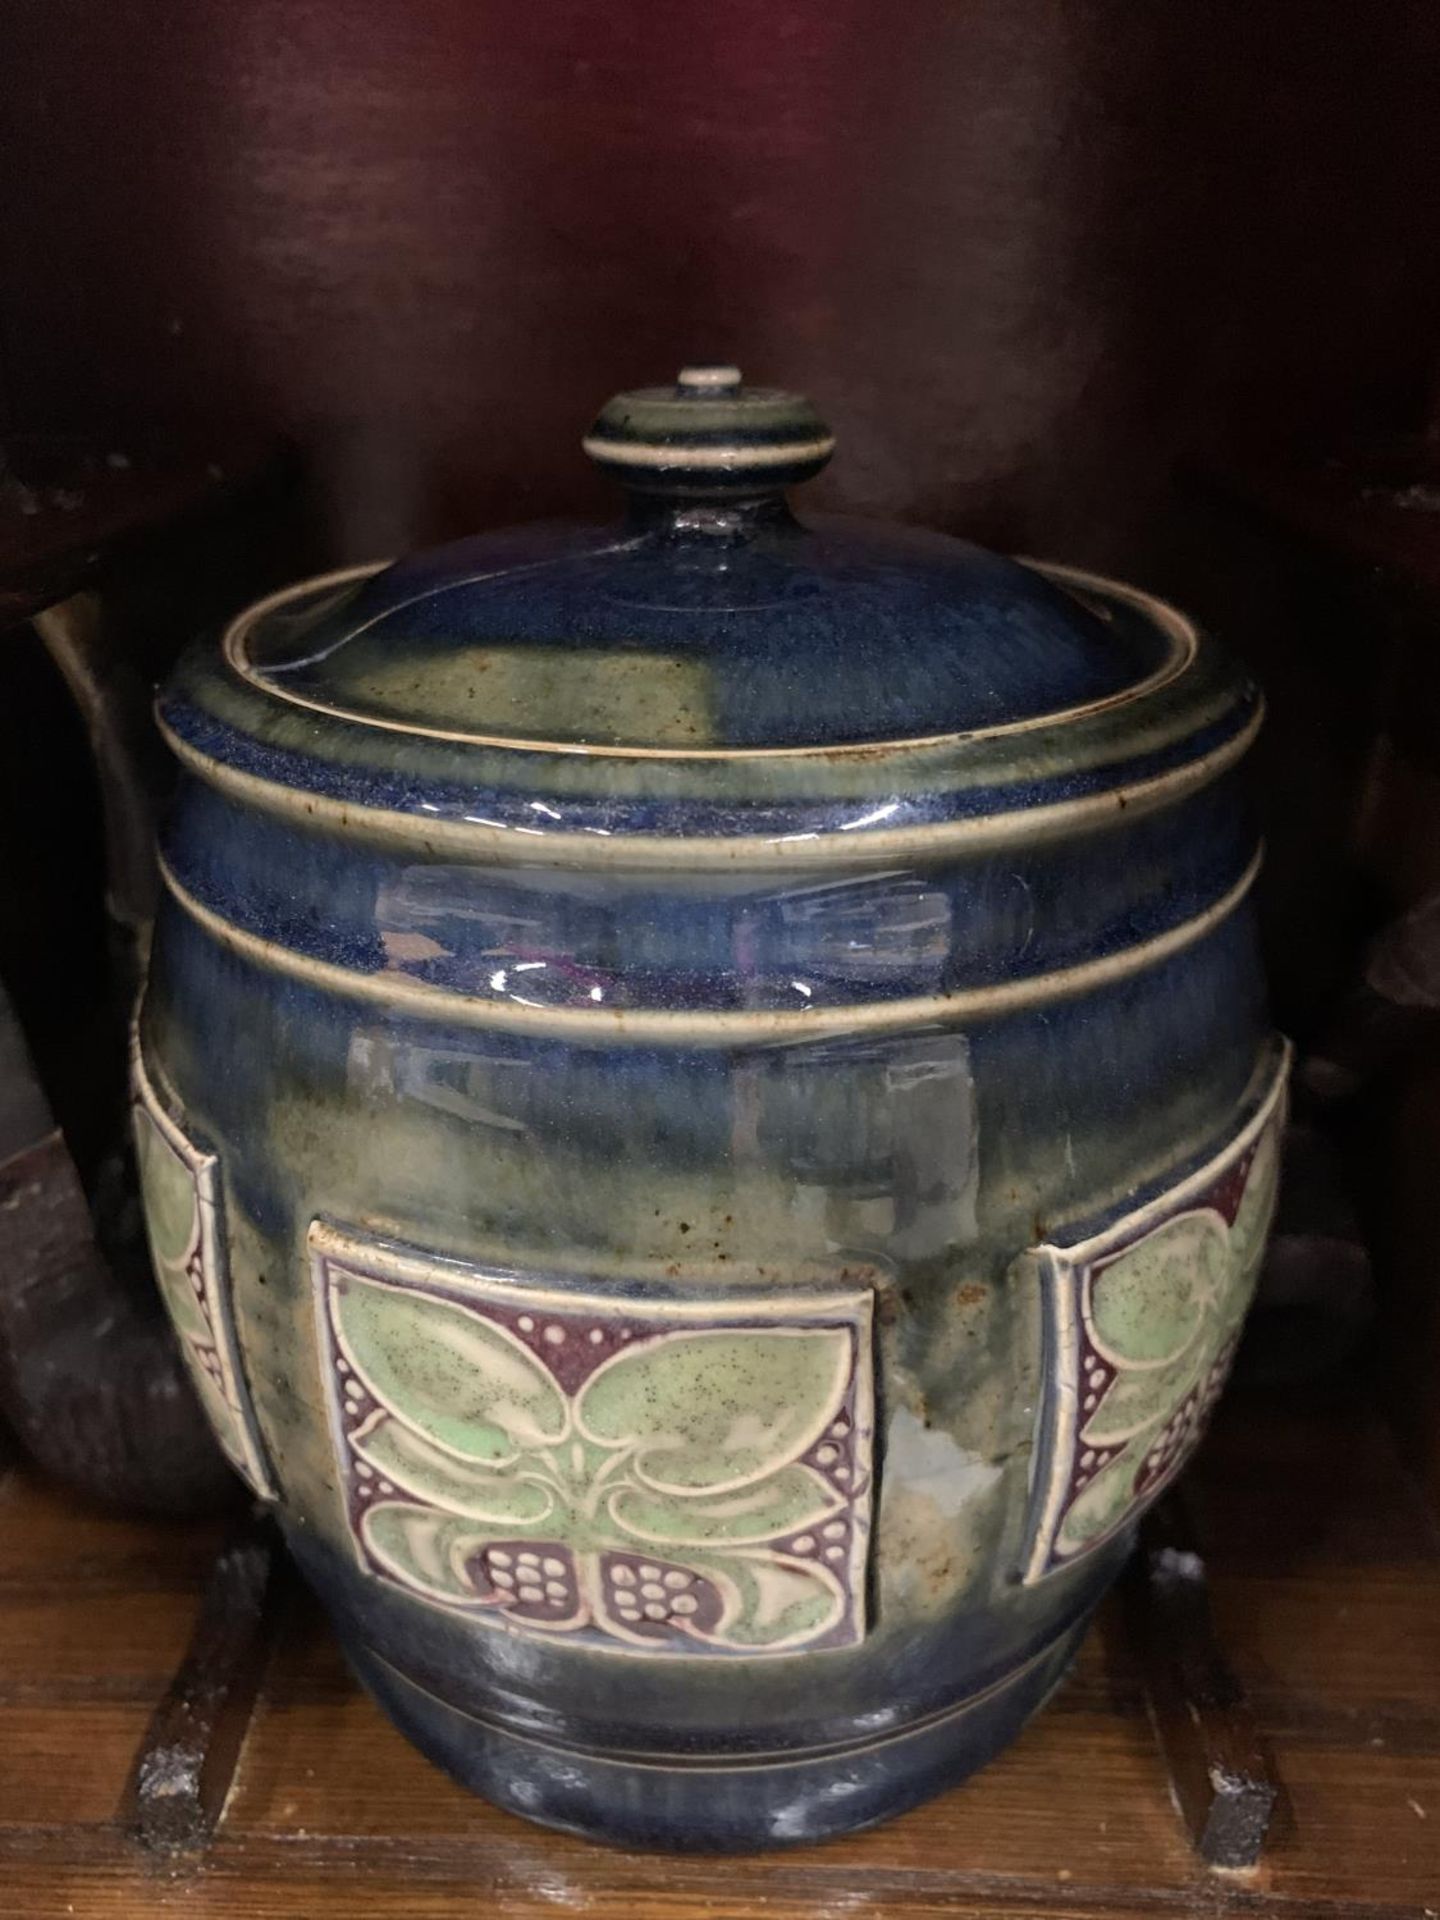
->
134, 376, 1284, 1848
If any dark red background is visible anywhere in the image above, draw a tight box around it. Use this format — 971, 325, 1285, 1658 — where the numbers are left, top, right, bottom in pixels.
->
5, 0, 1438, 565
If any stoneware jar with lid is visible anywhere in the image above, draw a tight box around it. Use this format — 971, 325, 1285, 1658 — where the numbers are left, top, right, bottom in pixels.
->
133, 366, 1287, 1850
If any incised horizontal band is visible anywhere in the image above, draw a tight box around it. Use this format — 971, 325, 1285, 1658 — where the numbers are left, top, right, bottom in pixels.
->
158, 700, 1259, 873
158, 846, 1261, 1049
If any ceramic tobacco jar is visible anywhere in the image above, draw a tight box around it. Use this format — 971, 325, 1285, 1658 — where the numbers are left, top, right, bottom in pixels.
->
135, 368, 1286, 1849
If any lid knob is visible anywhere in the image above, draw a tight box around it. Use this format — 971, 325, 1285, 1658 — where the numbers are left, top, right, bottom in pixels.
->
583, 367, 834, 496
676, 364, 743, 393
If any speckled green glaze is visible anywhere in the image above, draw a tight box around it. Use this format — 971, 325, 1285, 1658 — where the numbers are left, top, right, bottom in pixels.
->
1021, 1057, 1285, 1582
131, 1042, 275, 1499
312, 1224, 873, 1652
135, 372, 1285, 1849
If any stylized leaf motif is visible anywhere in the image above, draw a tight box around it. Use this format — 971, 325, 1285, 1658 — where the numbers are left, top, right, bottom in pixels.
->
317, 1238, 874, 1651
184, 1349, 248, 1469
1056, 1448, 1139, 1556
607, 1464, 843, 1547
576, 1327, 850, 1494
360, 1500, 493, 1605
1086, 1211, 1226, 1367
1081, 1348, 1207, 1446
351, 1412, 557, 1526
151, 1246, 211, 1345
135, 1113, 200, 1269
1229, 1128, 1280, 1298
335, 1274, 568, 1463
1048, 1113, 1288, 1574
693, 1550, 845, 1650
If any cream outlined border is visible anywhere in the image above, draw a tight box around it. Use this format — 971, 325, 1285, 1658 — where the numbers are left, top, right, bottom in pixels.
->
1020, 1043, 1290, 1585
218, 560, 1199, 762
160, 846, 1261, 1049
580, 432, 837, 471
131, 1042, 277, 1500
309, 1220, 874, 1658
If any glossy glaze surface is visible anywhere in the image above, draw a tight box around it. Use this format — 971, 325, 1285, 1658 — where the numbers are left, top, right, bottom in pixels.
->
136, 373, 1283, 1848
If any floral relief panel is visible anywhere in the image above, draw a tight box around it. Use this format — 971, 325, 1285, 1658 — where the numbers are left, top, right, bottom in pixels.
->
310, 1223, 875, 1655
131, 1045, 276, 1499
1022, 1050, 1288, 1584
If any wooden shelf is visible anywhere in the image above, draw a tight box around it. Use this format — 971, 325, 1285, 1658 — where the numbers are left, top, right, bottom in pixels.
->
2, 1392, 1437, 1918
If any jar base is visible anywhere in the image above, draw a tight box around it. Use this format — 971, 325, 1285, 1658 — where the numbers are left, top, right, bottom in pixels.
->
342, 1620, 1088, 1852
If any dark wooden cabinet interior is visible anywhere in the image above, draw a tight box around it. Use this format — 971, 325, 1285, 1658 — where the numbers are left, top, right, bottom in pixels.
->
1, 3, 1438, 1910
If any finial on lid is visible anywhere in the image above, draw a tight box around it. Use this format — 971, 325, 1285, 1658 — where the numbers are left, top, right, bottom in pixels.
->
676, 365, 743, 394
583, 369, 834, 496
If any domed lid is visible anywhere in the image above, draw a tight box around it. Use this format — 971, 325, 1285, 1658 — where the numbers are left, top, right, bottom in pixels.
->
160, 369, 1259, 862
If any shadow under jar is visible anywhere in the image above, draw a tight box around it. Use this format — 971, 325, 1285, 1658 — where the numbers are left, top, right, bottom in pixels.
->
134, 367, 1286, 1850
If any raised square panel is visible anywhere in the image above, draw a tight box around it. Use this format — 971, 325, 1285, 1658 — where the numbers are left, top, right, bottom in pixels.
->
311, 1222, 875, 1656
131, 1044, 275, 1499
1022, 1048, 1289, 1583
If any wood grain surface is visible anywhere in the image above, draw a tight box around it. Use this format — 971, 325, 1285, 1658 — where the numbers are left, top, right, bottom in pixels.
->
1, 1391, 1436, 1918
